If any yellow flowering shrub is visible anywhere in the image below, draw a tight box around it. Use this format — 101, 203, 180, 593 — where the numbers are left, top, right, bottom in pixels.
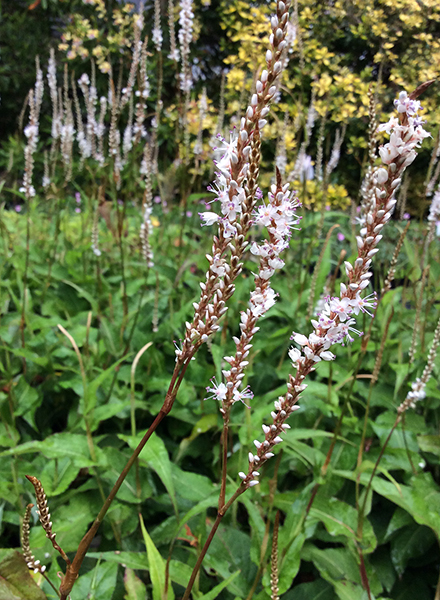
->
59, 1, 138, 74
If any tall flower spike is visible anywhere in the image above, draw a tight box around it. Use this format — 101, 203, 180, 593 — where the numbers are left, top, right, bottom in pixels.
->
217, 171, 300, 420
178, 0, 194, 92
398, 314, 440, 414
238, 84, 432, 488
178, 0, 293, 367
168, 0, 179, 61
153, 0, 163, 52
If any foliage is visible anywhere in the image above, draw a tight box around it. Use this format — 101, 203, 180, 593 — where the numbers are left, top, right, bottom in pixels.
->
0, 1, 440, 599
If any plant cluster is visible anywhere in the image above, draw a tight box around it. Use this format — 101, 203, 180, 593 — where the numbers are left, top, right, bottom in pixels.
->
0, 1, 439, 600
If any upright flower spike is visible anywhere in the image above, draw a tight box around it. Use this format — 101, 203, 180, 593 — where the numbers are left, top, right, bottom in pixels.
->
220, 171, 300, 414
152, 0, 163, 52
178, 0, 194, 92
177, 0, 293, 369
168, 0, 179, 61
398, 314, 440, 414
237, 84, 432, 489
20, 59, 44, 200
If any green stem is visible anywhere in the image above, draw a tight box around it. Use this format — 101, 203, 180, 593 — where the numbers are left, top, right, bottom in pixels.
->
357, 414, 401, 537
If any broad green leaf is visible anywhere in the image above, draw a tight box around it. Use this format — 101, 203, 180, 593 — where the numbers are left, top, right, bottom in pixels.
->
124, 568, 147, 600
168, 560, 193, 588
0, 551, 47, 600
39, 457, 80, 496
119, 433, 178, 515
390, 524, 436, 576
171, 463, 215, 502
60, 279, 98, 313
139, 513, 175, 600
277, 533, 306, 594
198, 570, 240, 600
71, 560, 118, 600
384, 508, 414, 541
309, 497, 377, 553
0, 433, 106, 467
87, 552, 148, 570
282, 579, 335, 600
417, 435, 440, 456
86, 353, 132, 415
332, 580, 372, 600
302, 543, 360, 584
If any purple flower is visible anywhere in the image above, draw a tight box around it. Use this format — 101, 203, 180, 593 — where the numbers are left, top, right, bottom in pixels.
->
154, 196, 161, 204
75, 192, 81, 204
337, 233, 345, 242
75, 207, 81, 214
15, 205, 22, 213
186, 211, 193, 218
403, 212, 410, 220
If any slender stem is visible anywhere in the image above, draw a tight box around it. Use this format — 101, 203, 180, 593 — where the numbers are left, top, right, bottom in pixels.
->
218, 410, 231, 510
305, 347, 367, 516
20, 199, 32, 371
42, 572, 61, 598
58, 352, 193, 598
104, 275, 148, 405
357, 414, 401, 537
355, 384, 373, 508
116, 201, 128, 322
182, 487, 245, 600
59, 409, 168, 599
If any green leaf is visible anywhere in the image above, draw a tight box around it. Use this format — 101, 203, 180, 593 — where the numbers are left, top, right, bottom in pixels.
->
72, 560, 118, 600
390, 524, 436, 576
124, 568, 147, 600
277, 533, 306, 594
119, 433, 178, 515
87, 552, 148, 571
384, 508, 414, 541
417, 435, 440, 456
168, 560, 194, 588
139, 513, 175, 600
0, 551, 47, 600
86, 353, 132, 415
309, 496, 376, 553
39, 457, 80, 496
302, 543, 361, 584
0, 433, 106, 467
282, 579, 335, 600
171, 463, 216, 502
60, 279, 98, 313
198, 570, 240, 600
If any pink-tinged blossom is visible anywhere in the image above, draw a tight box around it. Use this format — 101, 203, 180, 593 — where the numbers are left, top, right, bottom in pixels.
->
238, 90, 432, 489
199, 211, 219, 226
206, 379, 228, 402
